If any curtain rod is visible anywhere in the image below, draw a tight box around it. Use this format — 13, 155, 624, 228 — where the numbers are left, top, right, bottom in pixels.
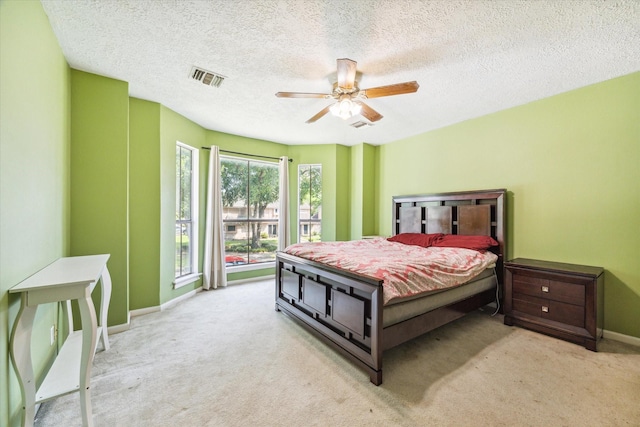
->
201, 147, 293, 162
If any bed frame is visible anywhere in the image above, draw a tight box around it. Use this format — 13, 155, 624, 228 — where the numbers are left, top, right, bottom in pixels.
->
275, 189, 506, 385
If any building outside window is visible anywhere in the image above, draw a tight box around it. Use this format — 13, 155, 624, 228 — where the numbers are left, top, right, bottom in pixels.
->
220, 157, 279, 266
298, 164, 322, 242
175, 142, 199, 279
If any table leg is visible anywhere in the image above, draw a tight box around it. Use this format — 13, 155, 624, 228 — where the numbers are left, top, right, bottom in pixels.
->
99, 267, 112, 351
9, 298, 37, 427
78, 292, 97, 427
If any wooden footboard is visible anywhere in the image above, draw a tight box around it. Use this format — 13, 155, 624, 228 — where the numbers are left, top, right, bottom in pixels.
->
275, 252, 385, 384
275, 252, 497, 385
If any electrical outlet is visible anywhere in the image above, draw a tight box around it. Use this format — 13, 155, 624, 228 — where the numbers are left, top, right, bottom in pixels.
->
50, 325, 55, 346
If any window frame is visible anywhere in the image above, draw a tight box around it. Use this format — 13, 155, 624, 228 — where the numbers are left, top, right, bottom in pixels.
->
221, 156, 279, 272
297, 164, 322, 243
174, 141, 201, 288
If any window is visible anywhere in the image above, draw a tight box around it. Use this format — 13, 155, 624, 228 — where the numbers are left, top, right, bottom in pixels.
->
175, 142, 199, 281
221, 157, 279, 267
298, 164, 322, 242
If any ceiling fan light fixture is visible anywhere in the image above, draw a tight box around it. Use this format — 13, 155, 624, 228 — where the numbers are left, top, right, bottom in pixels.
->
351, 102, 362, 116
329, 102, 343, 118
330, 96, 361, 119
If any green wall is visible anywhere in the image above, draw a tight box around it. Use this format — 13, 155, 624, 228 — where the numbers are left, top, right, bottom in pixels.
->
70, 70, 130, 327
377, 72, 640, 338
350, 144, 364, 239
129, 98, 162, 309
361, 143, 377, 237
207, 130, 290, 160
0, 1, 70, 425
335, 144, 351, 241
350, 143, 378, 239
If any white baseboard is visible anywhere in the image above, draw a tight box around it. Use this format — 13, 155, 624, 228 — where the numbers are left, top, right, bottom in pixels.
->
130, 305, 160, 318
227, 274, 274, 286
107, 288, 202, 334
131, 286, 204, 315
160, 286, 203, 310
107, 311, 131, 335
603, 329, 640, 347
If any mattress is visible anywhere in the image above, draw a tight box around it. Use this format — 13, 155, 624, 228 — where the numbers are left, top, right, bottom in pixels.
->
382, 268, 497, 328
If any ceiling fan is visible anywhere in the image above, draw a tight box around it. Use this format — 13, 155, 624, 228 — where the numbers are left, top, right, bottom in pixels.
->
275, 58, 419, 124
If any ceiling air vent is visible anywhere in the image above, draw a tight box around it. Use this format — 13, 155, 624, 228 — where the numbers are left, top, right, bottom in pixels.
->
350, 121, 370, 128
190, 66, 226, 88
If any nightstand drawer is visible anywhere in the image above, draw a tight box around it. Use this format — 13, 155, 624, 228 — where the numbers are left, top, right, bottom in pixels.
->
512, 274, 585, 306
513, 294, 585, 328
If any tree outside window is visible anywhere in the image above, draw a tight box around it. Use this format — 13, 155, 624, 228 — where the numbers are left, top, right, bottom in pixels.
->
220, 157, 279, 266
298, 164, 322, 242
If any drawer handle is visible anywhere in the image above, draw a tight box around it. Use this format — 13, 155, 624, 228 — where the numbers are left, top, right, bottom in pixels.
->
541, 286, 549, 293
541, 306, 549, 313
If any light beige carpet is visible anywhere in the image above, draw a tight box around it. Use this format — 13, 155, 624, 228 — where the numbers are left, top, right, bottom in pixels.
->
36, 279, 640, 426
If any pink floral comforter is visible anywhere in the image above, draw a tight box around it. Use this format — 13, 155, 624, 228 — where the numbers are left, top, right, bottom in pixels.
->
283, 238, 497, 305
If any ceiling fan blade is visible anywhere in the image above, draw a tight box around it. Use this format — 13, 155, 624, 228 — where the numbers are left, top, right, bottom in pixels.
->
360, 81, 419, 99
358, 102, 383, 122
306, 105, 333, 124
276, 92, 332, 99
336, 58, 357, 90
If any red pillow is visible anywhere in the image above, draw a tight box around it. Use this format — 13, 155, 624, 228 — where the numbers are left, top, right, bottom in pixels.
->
431, 234, 499, 252
387, 233, 444, 248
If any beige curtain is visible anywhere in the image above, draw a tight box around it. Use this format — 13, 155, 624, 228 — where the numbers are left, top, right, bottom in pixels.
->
203, 146, 226, 290
278, 157, 290, 250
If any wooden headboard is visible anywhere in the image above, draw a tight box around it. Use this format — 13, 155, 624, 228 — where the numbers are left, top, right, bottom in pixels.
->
392, 189, 506, 282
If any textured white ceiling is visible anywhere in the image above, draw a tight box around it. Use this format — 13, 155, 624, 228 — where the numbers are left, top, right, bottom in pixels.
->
40, 0, 640, 146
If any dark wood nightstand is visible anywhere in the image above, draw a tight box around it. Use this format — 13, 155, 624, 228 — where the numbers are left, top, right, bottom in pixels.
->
504, 258, 604, 351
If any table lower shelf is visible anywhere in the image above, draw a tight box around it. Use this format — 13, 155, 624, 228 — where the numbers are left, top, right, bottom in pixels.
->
36, 327, 103, 403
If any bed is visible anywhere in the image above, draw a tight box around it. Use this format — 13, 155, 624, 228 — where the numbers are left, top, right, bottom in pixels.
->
275, 189, 506, 385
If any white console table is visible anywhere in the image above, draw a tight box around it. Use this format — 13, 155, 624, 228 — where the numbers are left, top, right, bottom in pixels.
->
9, 254, 112, 427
